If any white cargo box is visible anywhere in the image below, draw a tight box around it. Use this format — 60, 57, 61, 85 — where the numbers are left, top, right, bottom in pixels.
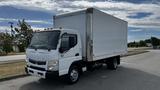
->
54, 8, 127, 61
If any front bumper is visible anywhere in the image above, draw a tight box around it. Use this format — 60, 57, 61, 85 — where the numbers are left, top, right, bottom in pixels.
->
25, 66, 59, 78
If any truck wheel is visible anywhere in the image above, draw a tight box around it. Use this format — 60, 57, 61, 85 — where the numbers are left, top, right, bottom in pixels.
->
66, 66, 79, 84
107, 57, 118, 70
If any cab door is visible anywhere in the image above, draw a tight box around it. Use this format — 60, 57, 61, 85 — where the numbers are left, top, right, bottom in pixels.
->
58, 33, 82, 76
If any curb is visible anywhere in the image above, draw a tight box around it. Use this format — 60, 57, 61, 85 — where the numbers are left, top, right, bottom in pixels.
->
0, 74, 29, 82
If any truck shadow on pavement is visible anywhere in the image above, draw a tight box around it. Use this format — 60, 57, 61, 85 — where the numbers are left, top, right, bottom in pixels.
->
20, 66, 160, 90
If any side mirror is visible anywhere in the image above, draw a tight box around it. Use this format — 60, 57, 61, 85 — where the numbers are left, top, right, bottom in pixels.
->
59, 47, 64, 53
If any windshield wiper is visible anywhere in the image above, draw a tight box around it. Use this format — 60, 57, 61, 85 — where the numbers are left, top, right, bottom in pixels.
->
38, 45, 48, 49
29, 45, 52, 51
28, 45, 37, 50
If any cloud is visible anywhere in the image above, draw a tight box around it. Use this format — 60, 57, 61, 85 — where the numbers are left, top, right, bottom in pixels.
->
130, 29, 143, 32
127, 12, 153, 19
0, 0, 160, 29
0, 26, 11, 33
0, 26, 44, 33
31, 26, 45, 30
26, 20, 52, 24
0, 18, 17, 22
0, 18, 52, 24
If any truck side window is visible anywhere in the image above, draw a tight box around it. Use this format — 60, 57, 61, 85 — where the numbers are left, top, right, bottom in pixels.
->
60, 34, 77, 53
69, 34, 77, 48
61, 35, 69, 51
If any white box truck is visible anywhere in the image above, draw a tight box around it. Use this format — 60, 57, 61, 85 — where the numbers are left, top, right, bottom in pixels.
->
25, 8, 127, 84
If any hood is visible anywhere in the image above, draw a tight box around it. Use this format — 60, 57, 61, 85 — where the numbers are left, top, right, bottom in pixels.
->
26, 48, 58, 61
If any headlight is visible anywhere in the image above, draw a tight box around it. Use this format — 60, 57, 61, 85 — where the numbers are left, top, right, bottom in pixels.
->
47, 60, 59, 71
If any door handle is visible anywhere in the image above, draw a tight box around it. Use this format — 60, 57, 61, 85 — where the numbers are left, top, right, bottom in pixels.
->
75, 53, 79, 56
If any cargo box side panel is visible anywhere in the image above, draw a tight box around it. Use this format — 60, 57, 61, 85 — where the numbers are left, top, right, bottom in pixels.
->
54, 13, 87, 58
92, 9, 127, 61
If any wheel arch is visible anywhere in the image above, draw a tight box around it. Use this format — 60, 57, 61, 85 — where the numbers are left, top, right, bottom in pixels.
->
69, 60, 84, 74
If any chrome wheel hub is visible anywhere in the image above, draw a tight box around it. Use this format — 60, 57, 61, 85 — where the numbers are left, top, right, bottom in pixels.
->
70, 69, 78, 82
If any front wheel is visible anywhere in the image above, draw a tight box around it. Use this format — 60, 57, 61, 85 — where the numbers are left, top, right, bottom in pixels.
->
66, 66, 79, 84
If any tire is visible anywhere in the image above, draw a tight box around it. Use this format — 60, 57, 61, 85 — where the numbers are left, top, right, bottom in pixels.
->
107, 57, 118, 70
66, 66, 79, 84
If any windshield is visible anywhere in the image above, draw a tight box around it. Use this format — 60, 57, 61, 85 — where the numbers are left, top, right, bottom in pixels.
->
28, 30, 60, 50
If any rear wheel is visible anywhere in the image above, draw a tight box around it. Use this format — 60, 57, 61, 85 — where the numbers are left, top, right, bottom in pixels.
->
107, 57, 118, 70
66, 66, 79, 84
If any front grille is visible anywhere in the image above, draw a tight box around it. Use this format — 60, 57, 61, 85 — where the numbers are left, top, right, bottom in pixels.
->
29, 66, 45, 71
29, 59, 46, 65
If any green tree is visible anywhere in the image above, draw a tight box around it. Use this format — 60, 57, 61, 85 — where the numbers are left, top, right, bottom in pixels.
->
151, 37, 160, 48
128, 41, 139, 47
0, 33, 13, 54
15, 19, 33, 51
139, 40, 146, 47
145, 39, 151, 43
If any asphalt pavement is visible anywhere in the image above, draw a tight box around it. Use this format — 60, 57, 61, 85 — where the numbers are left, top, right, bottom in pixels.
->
0, 50, 160, 90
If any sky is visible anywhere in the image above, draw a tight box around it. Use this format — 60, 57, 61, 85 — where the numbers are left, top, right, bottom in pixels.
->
0, 0, 160, 42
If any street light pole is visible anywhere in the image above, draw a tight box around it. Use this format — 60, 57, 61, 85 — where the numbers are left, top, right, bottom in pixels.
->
8, 22, 14, 37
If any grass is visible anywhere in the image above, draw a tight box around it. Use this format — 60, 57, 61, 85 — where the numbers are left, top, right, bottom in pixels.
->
0, 52, 25, 56
123, 47, 151, 57
122, 50, 149, 57
7, 52, 25, 56
0, 61, 26, 80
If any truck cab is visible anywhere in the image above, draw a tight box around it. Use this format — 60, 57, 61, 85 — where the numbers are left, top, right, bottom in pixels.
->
26, 29, 83, 83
